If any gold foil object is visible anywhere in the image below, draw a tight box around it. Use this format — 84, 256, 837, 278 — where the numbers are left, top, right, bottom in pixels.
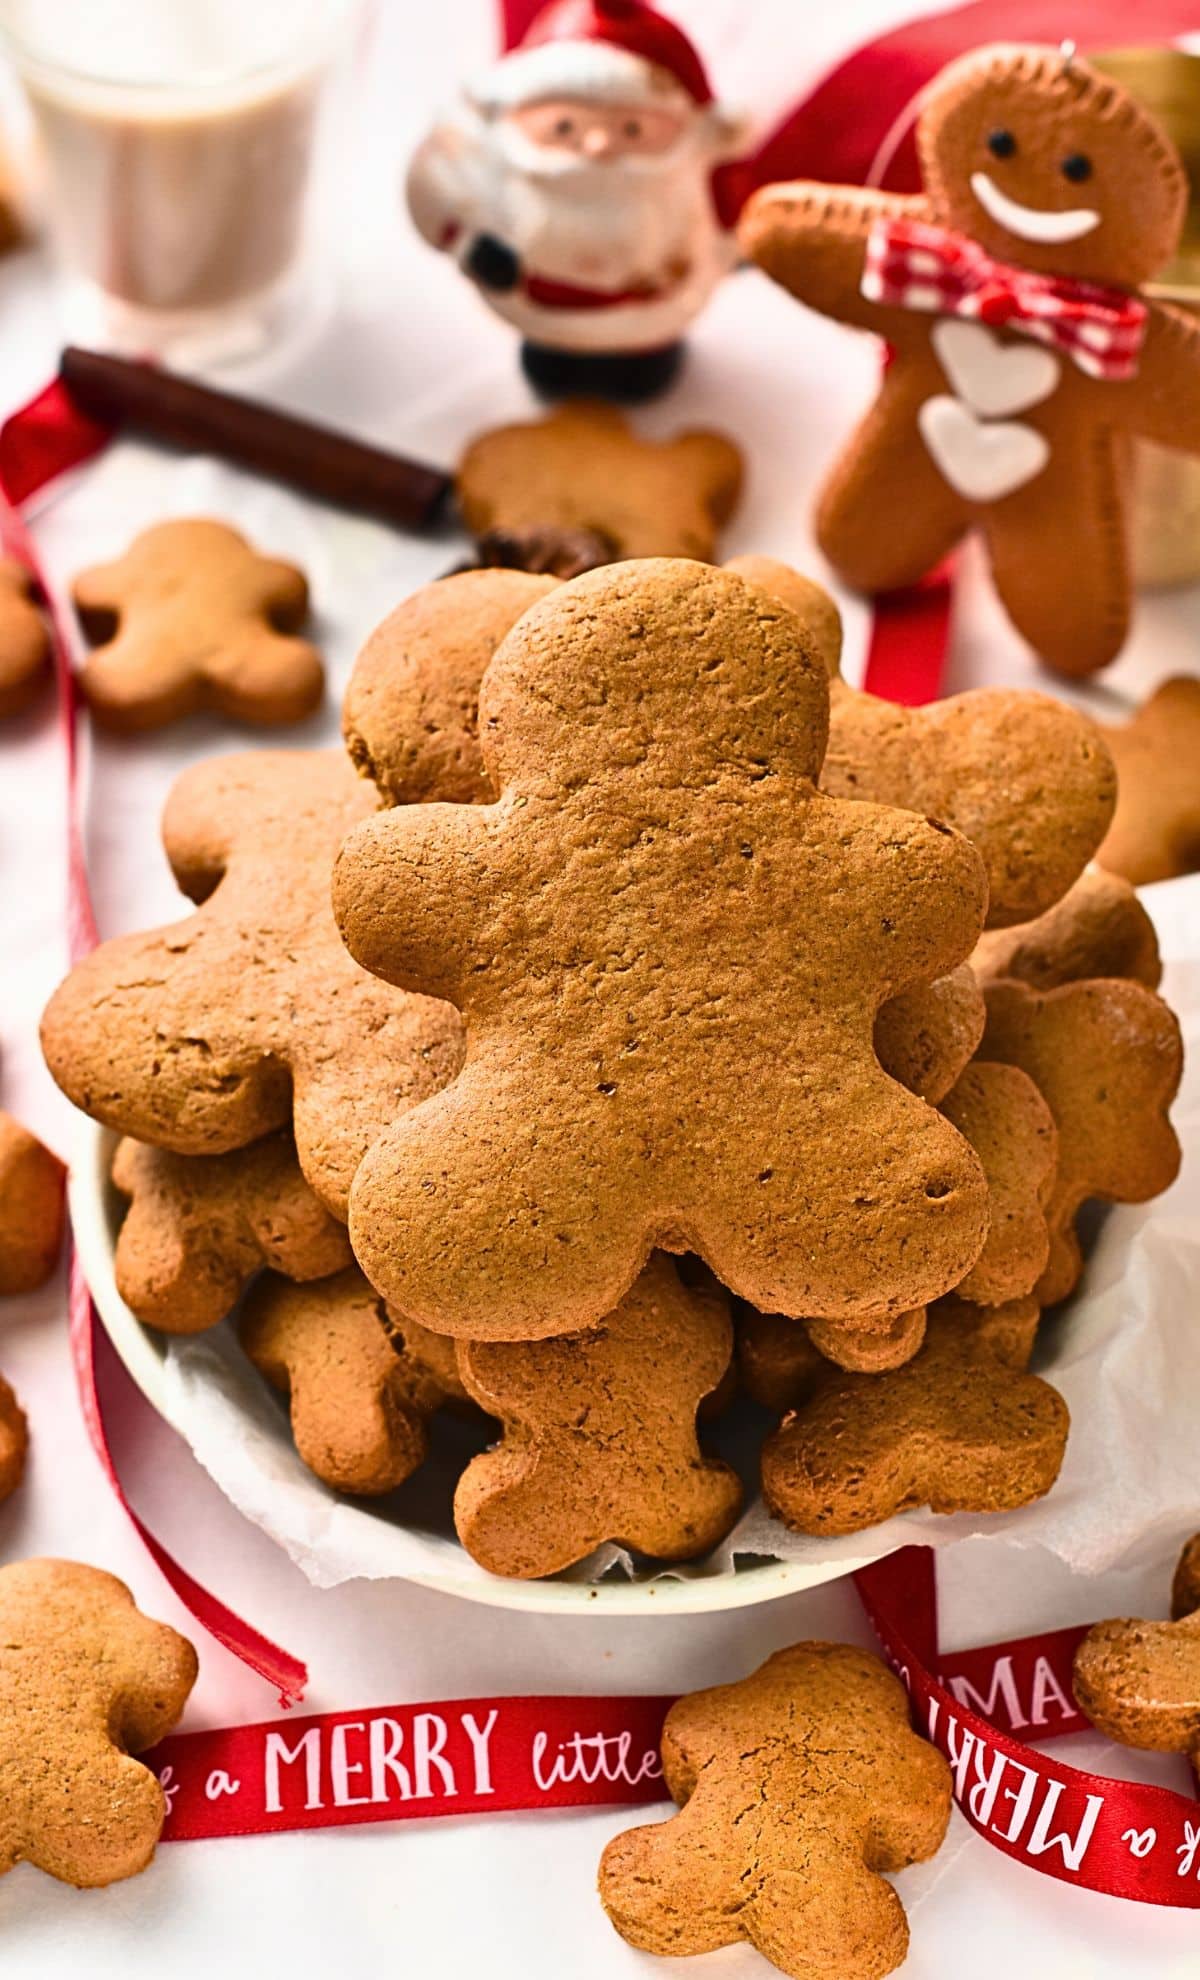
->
1095, 48, 1200, 587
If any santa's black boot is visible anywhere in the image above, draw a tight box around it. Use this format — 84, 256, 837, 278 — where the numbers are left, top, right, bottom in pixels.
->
520, 341, 684, 402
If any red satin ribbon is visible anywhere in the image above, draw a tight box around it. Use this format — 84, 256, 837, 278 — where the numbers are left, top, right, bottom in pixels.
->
857, 1548, 1200, 1908
149, 1694, 672, 1841
130, 1543, 1200, 1900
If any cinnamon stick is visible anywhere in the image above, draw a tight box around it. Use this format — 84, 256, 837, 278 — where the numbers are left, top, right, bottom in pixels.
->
59, 346, 451, 532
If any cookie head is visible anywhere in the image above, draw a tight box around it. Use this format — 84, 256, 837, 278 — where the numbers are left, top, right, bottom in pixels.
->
481, 559, 831, 795
919, 44, 1186, 287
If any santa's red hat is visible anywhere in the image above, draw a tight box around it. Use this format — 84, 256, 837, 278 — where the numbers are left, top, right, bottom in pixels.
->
471, 0, 716, 114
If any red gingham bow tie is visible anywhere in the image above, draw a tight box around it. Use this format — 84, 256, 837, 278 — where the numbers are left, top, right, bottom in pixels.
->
861, 215, 1148, 381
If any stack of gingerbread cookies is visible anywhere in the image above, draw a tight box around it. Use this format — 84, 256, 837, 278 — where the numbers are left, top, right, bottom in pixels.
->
41, 551, 1184, 1579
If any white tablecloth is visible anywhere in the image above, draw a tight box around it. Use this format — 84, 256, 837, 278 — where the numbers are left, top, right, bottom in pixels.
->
2, 2, 1200, 1972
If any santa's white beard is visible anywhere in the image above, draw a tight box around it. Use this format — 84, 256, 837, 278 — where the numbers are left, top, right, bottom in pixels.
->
470, 120, 723, 290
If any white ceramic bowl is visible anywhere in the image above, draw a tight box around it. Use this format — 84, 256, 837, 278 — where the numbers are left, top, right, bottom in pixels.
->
71, 1119, 880, 1615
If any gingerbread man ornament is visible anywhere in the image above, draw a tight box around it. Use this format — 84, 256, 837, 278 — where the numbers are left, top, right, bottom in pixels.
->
742, 44, 1200, 676
334, 560, 990, 1342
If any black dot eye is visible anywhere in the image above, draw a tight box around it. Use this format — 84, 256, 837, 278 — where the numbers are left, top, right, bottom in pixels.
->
1061, 152, 1092, 182
987, 128, 1016, 159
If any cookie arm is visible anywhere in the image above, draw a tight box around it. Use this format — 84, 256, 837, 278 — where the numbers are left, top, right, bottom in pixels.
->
332, 805, 492, 1004
1127, 301, 1200, 450
739, 183, 932, 342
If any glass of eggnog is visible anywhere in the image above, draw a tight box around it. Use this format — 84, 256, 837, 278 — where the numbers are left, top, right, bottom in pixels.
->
0, 0, 363, 364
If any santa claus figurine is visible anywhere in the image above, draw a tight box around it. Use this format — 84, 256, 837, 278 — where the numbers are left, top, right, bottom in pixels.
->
406, 0, 746, 399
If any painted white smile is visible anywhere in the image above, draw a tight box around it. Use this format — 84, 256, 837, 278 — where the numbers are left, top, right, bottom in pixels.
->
970, 171, 1101, 244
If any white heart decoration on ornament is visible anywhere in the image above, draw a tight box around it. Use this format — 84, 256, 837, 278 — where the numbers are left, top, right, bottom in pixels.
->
917, 394, 1050, 503
932, 319, 1060, 418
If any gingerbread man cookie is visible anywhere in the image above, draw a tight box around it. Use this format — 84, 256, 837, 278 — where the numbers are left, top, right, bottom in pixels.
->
344, 574, 983, 1106
792, 1051, 1054, 1374
112, 1133, 353, 1334
0, 1110, 65, 1297
873, 963, 983, 1104
1174, 1533, 1200, 1623
743, 45, 1200, 676
762, 1302, 1068, 1535
0, 559, 50, 720
0, 1559, 197, 1887
805, 1307, 928, 1375
821, 680, 1115, 926
724, 556, 1117, 924
457, 402, 743, 563
454, 1253, 740, 1578
725, 553, 844, 677
973, 865, 1161, 991
334, 561, 990, 1341
1074, 1530, 1200, 1765
931, 1288, 1042, 1369
599, 1641, 951, 1980
981, 977, 1182, 1304
344, 568, 557, 805
939, 1059, 1056, 1304
736, 1305, 827, 1412
42, 751, 465, 1217
1095, 678, 1200, 885
239, 1267, 458, 1496
0, 1375, 27, 1502
72, 519, 324, 732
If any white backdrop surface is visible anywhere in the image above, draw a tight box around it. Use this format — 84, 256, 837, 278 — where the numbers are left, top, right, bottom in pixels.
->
2, 1, 1200, 1973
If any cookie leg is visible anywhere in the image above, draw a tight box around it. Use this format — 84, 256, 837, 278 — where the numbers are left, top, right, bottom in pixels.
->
599, 1810, 743, 1959
206, 632, 325, 727
816, 367, 970, 594
26, 1746, 167, 1887
750, 1854, 912, 1980
454, 1448, 595, 1579
983, 437, 1131, 677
